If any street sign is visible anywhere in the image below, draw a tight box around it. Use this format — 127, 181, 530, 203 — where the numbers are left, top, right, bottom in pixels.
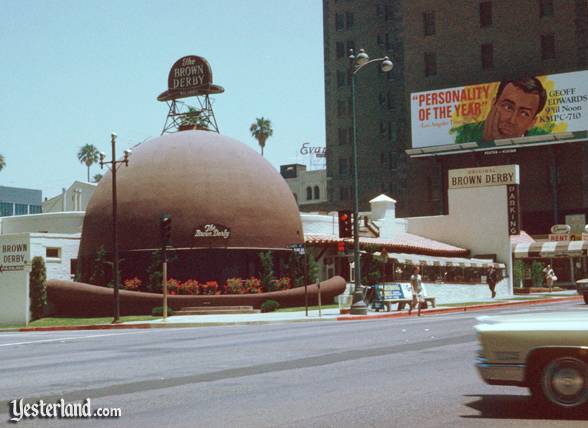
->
288, 244, 305, 255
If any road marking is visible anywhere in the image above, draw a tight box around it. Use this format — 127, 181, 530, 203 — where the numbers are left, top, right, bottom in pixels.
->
0, 330, 154, 348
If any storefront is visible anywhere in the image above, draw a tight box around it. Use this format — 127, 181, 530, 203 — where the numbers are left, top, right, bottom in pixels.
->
513, 240, 588, 287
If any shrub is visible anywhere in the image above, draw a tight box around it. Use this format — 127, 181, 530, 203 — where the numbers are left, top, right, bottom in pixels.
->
89, 245, 107, 286
258, 251, 274, 291
225, 277, 244, 294
245, 277, 263, 294
272, 277, 292, 291
260, 299, 280, 313
198, 281, 219, 295
29, 256, 47, 321
165, 278, 180, 294
513, 260, 524, 288
178, 279, 198, 295
531, 261, 544, 287
123, 277, 142, 291
151, 306, 174, 317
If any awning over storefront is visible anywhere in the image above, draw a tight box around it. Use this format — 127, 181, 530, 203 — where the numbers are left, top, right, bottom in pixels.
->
304, 232, 469, 257
373, 251, 504, 269
513, 240, 588, 258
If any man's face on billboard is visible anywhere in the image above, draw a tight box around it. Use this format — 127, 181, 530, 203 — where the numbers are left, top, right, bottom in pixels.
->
485, 83, 541, 140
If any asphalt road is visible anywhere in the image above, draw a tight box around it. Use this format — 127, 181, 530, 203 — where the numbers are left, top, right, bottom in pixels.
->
1, 301, 587, 427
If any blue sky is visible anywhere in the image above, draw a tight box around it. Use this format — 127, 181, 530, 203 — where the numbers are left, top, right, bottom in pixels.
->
0, 0, 325, 198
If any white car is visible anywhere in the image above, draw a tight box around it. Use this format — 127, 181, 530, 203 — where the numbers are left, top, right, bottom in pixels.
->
475, 312, 588, 411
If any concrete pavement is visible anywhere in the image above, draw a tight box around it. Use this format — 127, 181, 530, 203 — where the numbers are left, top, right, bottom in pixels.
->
4, 290, 583, 332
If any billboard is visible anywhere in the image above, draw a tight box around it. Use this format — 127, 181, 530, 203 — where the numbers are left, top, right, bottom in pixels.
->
410, 70, 588, 148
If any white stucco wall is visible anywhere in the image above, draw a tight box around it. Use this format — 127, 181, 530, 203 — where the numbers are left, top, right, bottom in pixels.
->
0, 212, 85, 235
0, 232, 81, 325
407, 185, 513, 294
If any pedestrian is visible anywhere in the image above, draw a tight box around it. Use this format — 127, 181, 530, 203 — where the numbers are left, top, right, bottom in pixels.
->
409, 266, 425, 316
543, 264, 556, 292
486, 266, 498, 298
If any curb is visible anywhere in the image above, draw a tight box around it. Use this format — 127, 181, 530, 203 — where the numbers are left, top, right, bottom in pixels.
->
1, 295, 582, 332
336, 295, 583, 321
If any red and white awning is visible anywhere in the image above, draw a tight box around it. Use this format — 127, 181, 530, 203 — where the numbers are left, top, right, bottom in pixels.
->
513, 240, 588, 258
374, 251, 504, 269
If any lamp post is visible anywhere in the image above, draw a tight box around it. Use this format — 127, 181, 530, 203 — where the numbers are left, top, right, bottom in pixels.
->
349, 49, 394, 315
99, 133, 131, 323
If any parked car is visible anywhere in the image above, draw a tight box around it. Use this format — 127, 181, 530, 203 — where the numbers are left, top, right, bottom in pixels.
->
576, 278, 588, 304
475, 312, 588, 411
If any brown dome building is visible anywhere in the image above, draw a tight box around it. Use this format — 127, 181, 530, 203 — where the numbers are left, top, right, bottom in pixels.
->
79, 130, 303, 284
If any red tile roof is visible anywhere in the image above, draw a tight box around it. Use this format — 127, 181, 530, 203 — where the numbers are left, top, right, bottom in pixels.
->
305, 232, 469, 257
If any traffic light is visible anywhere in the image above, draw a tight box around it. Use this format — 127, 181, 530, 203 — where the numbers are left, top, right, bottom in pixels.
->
338, 210, 352, 238
160, 213, 172, 248
337, 241, 345, 254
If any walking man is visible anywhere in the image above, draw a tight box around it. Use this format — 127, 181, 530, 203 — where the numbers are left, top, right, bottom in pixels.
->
409, 266, 425, 316
487, 266, 498, 298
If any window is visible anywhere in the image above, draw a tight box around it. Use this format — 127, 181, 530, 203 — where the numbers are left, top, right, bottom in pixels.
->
376, 4, 384, 16
348, 128, 353, 145
337, 70, 346, 88
389, 152, 398, 170
336, 42, 345, 59
335, 13, 345, 31
481, 43, 494, 69
541, 33, 555, 60
377, 34, 384, 48
380, 152, 385, 165
15, 203, 28, 215
337, 100, 346, 117
314, 186, 320, 200
0, 201, 14, 217
384, 4, 392, 21
379, 120, 386, 136
480, 1, 492, 27
423, 11, 435, 36
306, 186, 313, 201
539, 0, 554, 17
339, 186, 349, 201
424, 52, 437, 76
346, 40, 355, 54
378, 92, 386, 107
386, 91, 394, 110
46, 247, 61, 259
345, 12, 354, 30
338, 128, 347, 145
29, 205, 42, 214
339, 158, 348, 176
385, 33, 392, 52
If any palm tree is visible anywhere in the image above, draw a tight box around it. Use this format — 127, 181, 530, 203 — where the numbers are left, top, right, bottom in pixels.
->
0, 153, 5, 172
77, 144, 100, 182
250, 117, 273, 157
179, 106, 208, 130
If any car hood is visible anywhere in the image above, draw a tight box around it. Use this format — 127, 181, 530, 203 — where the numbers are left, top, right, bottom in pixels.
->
476, 311, 588, 325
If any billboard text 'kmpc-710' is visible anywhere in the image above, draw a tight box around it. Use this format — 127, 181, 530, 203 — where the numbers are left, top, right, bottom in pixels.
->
410, 70, 588, 148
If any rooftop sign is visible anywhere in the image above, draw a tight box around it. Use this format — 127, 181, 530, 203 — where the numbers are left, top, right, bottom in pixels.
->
448, 164, 519, 189
157, 55, 224, 102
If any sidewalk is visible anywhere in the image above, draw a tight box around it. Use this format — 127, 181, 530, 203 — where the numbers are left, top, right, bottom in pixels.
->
3, 290, 583, 332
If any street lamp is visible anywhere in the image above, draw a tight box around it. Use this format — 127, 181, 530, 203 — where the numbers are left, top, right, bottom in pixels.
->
99, 133, 131, 323
349, 49, 393, 315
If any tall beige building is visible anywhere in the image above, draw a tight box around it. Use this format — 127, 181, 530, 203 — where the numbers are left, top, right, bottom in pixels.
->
323, 0, 588, 227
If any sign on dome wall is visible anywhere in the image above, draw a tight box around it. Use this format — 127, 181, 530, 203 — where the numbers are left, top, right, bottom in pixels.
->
194, 224, 231, 240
